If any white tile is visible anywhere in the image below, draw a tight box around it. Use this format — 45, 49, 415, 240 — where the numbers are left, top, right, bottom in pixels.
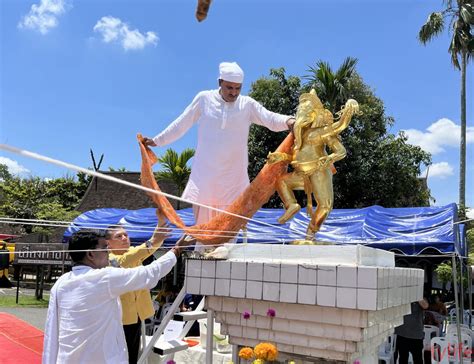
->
215, 278, 230, 296
262, 282, 280, 301
200, 278, 215, 295
297, 284, 317, 305
388, 268, 396, 288
247, 262, 263, 281
216, 261, 231, 279
337, 266, 357, 287
263, 263, 280, 282
280, 264, 298, 284
186, 259, 202, 277
298, 264, 317, 285
246, 281, 263, 300
316, 285, 336, 307
280, 283, 297, 303
222, 297, 237, 313
317, 265, 337, 286
357, 288, 377, 310
357, 266, 377, 289
201, 260, 216, 278
336, 287, 357, 309
231, 262, 247, 280
185, 277, 200, 295
230, 280, 246, 298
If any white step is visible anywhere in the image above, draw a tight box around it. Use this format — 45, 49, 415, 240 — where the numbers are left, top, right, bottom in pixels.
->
173, 310, 207, 321
145, 337, 189, 356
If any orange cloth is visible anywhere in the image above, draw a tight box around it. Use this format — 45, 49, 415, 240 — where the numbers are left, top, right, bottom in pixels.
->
138, 133, 294, 245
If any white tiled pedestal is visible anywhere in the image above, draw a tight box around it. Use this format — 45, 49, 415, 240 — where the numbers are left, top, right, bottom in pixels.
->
184, 244, 424, 363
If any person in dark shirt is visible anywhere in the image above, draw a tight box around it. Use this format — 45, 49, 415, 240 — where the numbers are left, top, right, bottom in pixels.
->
395, 299, 429, 364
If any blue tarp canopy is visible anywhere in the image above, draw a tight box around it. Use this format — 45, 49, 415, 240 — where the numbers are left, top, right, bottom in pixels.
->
63, 203, 464, 256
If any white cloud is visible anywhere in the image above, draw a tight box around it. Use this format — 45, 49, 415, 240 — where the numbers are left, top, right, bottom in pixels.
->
421, 162, 454, 179
18, 0, 69, 35
93, 16, 158, 51
404, 118, 474, 155
0, 157, 30, 176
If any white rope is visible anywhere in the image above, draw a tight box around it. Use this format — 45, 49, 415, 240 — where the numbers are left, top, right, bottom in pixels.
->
0, 143, 307, 238
0, 219, 296, 241
0, 217, 297, 237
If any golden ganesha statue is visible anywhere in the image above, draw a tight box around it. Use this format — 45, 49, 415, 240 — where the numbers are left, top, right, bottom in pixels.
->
267, 89, 359, 240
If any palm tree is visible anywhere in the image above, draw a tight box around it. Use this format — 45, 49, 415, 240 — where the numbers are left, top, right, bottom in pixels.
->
155, 148, 195, 209
418, 0, 473, 209
304, 57, 358, 114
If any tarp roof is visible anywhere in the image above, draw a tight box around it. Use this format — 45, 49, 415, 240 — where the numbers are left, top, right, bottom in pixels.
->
64, 203, 464, 256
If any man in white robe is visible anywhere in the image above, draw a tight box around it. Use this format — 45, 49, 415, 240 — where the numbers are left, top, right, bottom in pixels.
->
42, 230, 187, 364
143, 62, 295, 224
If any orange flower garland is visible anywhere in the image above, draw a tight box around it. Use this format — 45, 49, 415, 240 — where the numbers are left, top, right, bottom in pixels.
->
254, 342, 278, 361
239, 347, 254, 360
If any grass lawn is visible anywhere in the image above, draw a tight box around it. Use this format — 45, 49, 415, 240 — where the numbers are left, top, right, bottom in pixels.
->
0, 295, 49, 308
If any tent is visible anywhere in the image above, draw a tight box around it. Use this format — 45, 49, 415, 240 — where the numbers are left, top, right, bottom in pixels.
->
64, 203, 465, 256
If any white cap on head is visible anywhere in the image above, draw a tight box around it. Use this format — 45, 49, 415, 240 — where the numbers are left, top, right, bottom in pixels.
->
218, 62, 244, 84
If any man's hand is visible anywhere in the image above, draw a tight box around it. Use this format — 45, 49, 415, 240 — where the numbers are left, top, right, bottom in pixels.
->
149, 225, 171, 248
286, 118, 296, 132
172, 235, 197, 257
142, 137, 157, 147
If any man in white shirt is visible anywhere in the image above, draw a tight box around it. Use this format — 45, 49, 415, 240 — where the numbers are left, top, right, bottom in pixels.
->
142, 62, 295, 225
42, 230, 187, 364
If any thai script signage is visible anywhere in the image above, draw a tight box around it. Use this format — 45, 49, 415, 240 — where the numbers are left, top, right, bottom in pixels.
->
13, 243, 71, 265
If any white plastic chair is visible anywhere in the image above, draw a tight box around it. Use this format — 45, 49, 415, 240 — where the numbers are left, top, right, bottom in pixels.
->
378, 334, 396, 364
431, 337, 450, 364
446, 332, 471, 363
424, 325, 440, 351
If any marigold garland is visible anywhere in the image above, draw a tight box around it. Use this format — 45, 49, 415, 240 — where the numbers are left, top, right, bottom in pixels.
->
238, 347, 254, 360
253, 342, 278, 361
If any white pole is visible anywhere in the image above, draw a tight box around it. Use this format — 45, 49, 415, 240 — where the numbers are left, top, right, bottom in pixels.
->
206, 309, 214, 364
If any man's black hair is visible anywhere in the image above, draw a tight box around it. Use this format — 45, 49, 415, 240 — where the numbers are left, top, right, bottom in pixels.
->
69, 230, 105, 263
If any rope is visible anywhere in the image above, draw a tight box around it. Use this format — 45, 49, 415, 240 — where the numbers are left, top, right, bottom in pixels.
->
0, 143, 308, 238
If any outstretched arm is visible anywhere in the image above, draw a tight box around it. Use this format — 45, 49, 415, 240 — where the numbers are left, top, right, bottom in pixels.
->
143, 92, 203, 147
330, 99, 359, 136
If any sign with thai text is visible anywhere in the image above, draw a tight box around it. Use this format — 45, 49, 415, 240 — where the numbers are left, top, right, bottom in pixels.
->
13, 243, 71, 266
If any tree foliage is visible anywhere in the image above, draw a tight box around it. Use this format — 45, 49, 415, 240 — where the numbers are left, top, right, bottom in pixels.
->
248, 62, 432, 209
155, 148, 195, 209
0, 166, 90, 234
418, 0, 473, 207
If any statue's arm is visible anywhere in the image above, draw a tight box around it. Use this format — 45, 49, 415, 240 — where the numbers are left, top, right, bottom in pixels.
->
318, 136, 346, 169
267, 151, 292, 165
330, 99, 359, 136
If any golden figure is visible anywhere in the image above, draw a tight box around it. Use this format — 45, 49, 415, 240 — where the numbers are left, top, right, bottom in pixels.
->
267, 89, 359, 239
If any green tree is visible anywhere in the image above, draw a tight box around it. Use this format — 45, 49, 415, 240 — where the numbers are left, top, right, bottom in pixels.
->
419, 0, 473, 208
248, 64, 432, 208
0, 164, 12, 181
248, 68, 301, 207
155, 148, 195, 209
0, 173, 90, 234
304, 57, 358, 113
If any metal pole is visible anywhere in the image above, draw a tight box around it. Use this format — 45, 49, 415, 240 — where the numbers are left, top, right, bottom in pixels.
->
452, 255, 462, 360
469, 264, 473, 328
232, 345, 239, 364
459, 255, 465, 323
140, 321, 147, 364
206, 309, 214, 364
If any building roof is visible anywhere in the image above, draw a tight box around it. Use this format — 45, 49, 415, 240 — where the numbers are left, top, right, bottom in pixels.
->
76, 171, 189, 212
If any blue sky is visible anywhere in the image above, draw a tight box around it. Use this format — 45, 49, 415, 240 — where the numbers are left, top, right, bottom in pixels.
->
0, 0, 472, 209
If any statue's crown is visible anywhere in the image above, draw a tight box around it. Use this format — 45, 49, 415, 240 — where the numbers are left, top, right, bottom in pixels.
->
299, 89, 323, 109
